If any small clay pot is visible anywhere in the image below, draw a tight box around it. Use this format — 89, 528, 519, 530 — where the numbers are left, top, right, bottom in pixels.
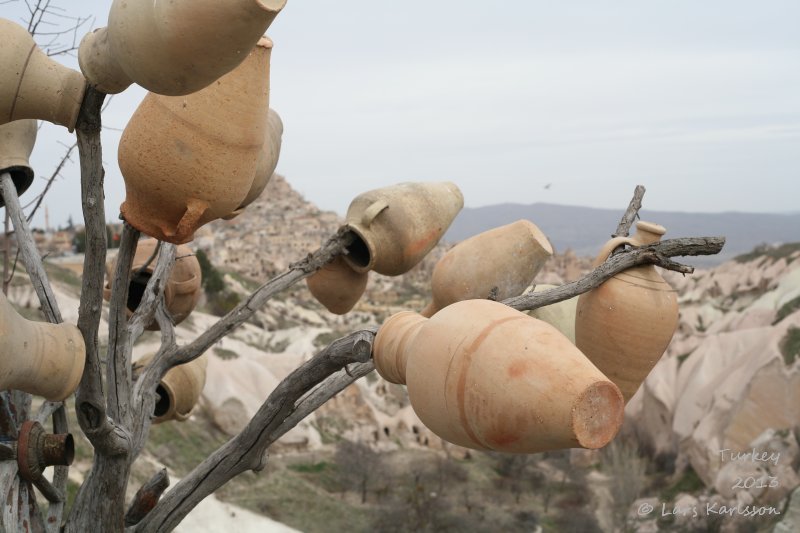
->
0, 119, 37, 207
306, 256, 369, 314
134, 353, 208, 423
222, 109, 283, 220
373, 299, 624, 453
525, 284, 578, 344
0, 291, 85, 401
0, 19, 86, 130
343, 182, 463, 276
575, 221, 679, 402
78, 0, 286, 95
118, 38, 272, 244
103, 239, 202, 330
421, 220, 553, 317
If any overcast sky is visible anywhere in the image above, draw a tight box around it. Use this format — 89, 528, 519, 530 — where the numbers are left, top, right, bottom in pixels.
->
5, 0, 800, 229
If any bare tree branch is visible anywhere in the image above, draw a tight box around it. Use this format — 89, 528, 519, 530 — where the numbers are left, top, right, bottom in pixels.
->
124, 469, 169, 527
613, 184, 646, 239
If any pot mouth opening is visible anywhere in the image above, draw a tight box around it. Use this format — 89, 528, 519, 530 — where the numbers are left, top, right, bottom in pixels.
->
344, 229, 372, 271
127, 271, 152, 313
153, 384, 172, 418
62, 434, 75, 465
0, 167, 34, 207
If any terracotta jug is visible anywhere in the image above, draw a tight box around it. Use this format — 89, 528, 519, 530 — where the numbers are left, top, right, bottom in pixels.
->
525, 284, 578, 344
0, 291, 85, 401
222, 109, 283, 220
103, 239, 202, 330
134, 353, 208, 423
306, 256, 369, 315
421, 220, 553, 317
343, 182, 463, 276
118, 38, 272, 244
0, 119, 37, 207
575, 221, 679, 402
0, 19, 86, 130
373, 299, 624, 453
78, 0, 286, 95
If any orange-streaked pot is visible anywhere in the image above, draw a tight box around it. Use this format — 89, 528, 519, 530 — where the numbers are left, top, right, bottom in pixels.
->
343, 182, 463, 276
373, 299, 624, 453
103, 239, 202, 330
78, 0, 286, 95
118, 39, 272, 244
306, 256, 369, 314
575, 221, 679, 402
0, 119, 37, 206
421, 220, 553, 317
0, 19, 86, 130
0, 291, 85, 401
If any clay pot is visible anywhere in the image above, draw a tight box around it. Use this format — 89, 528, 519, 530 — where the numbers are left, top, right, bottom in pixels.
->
525, 284, 578, 344
78, 0, 286, 95
118, 38, 272, 244
134, 353, 208, 423
575, 221, 679, 402
0, 19, 86, 130
0, 291, 85, 401
421, 220, 553, 317
103, 239, 202, 331
373, 299, 624, 453
306, 256, 369, 314
0, 120, 37, 207
343, 182, 463, 276
222, 109, 284, 220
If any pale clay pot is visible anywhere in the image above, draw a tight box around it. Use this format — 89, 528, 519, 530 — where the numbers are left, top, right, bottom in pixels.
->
421, 220, 553, 317
0, 119, 37, 207
0, 19, 86, 130
343, 182, 463, 276
118, 38, 272, 244
134, 353, 208, 423
575, 221, 679, 402
373, 299, 624, 453
0, 291, 85, 401
306, 256, 369, 315
103, 239, 202, 331
525, 284, 578, 344
78, 0, 286, 95
222, 108, 284, 220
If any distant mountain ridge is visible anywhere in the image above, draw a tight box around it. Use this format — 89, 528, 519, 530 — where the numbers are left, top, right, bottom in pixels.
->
445, 203, 800, 266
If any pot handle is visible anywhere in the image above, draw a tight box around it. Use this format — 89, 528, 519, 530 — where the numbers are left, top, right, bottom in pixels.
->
171, 198, 210, 242
171, 275, 200, 295
592, 236, 637, 268
361, 200, 388, 228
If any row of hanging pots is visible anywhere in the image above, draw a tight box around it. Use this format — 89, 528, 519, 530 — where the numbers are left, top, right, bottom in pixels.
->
103, 239, 202, 331
370, 220, 679, 453
118, 37, 282, 244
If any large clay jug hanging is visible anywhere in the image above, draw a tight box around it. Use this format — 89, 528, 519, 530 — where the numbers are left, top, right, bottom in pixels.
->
343, 182, 463, 276
133, 353, 208, 423
373, 299, 624, 453
103, 239, 202, 330
525, 284, 578, 344
575, 221, 679, 402
118, 38, 272, 244
222, 109, 284, 220
0, 291, 85, 401
0, 119, 37, 207
421, 220, 553, 317
0, 19, 86, 130
306, 256, 369, 314
78, 0, 286, 95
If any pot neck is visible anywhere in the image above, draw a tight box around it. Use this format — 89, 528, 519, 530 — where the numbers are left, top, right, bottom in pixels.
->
373, 312, 426, 384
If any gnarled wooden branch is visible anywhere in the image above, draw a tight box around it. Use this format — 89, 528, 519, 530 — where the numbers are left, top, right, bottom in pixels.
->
124, 468, 170, 527
134, 330, 374, 532
613, 184, 646, 240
